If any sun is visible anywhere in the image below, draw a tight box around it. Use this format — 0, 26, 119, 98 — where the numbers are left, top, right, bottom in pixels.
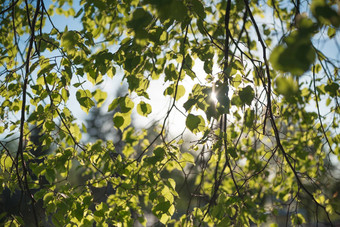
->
210, 90, 218, 104
210, 82, 218, 104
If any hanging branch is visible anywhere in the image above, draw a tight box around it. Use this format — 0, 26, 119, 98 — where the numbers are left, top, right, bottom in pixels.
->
200, 1, 245, 224
244, 0, 336, 224
16, 0, 42, 226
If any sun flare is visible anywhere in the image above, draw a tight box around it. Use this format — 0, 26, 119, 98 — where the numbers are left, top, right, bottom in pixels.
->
211, 91, 218, 103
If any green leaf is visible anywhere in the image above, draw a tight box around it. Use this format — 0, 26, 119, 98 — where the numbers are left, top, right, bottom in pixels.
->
87, 70, 103, 85
275, 76, 299, 103
167, 178, 176, 191
159, 213, 171, 225
154, 147, 165, 159
203, 60, 213, 74
108, 98, 119, 112
182, 152, 195, 164
148, 0, 187, 22
164, 84, 185, 101
233, 74, 242, 88
76, 89, 95, 114
43, 192, 55, 204
61, 30, 80, 53
176, 85, 186, 100
1, 154, 12, 170
149, 190, 158, 201
327, 27, 336, 38
61, 88, 69, 102
191, 0, 206, 19
113, 113, 124, 129
45, 168, 56, 184
44, 120, 55, 131
153, 201, 171, 214
291, 213, 306, 225
231, 95, 242, 107
34, 189, 47, 201
186, 114, 200, 132
161, 186, 174, 203
113, 112, 131, 130
227, 147, 238, 158
183, 98, 196, 112
311, 0, 340, 27
108, 96, 134, 114
107, 67, 116, 78
127, 8, 153, 39
239, 85, 254, 106
164, 64, 178, 82
269, 31, 316, 76
74, 203, 84, 222
120, 96, 134, 114
325, 82, 339, 97
137, 101, 152, 117
186, 114, 205, 133
128, 8, 153, 31
164, 85, 174, 97
244, 109, 255, 128
92, 89, 107, 107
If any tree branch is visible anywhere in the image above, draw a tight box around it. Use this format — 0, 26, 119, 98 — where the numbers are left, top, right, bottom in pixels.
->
16, 0, 41, 226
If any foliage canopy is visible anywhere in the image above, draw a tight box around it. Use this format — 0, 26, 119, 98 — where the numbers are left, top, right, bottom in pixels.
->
0, 0, 340, 226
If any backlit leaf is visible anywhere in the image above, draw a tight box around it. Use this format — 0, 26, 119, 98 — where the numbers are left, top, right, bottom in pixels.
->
186, 114, 205, 133
239, 85, 254, 106
113, 112, 131, 130
137, 101, 152, 117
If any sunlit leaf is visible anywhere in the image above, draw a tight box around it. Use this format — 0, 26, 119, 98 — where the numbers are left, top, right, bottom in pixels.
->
186, 114, 205, 133
113, 112, 131, 130
164, 84, 186, 101
275, 76, 299, 103
92, 89, 107, 107
182, 152, 195, 164
137, 101, 152, 117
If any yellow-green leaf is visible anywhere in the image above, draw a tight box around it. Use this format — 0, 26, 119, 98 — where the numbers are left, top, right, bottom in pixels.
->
137, 101, 152, 117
